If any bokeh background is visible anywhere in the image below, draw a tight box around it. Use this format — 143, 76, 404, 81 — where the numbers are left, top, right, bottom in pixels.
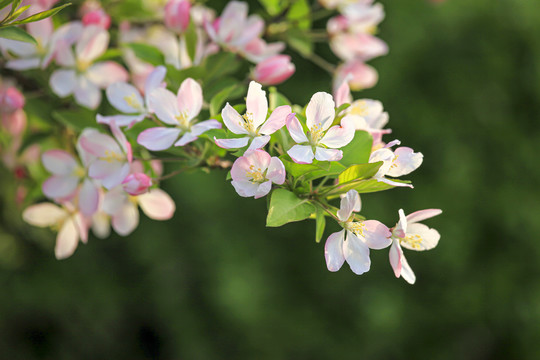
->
1, 0, 540, 358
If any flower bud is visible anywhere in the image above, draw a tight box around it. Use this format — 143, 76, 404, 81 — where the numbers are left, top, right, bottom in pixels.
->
327, 15, 349, 36
82, 9, 111, 29
334, 60, 378, 91
253, 55, 295, 86
164, 0, 191, 33
1, 110, 27, 136
122, 173, 152, 196
0, 87, 25, 113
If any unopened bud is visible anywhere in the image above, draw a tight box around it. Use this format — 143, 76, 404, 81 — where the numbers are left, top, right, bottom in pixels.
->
122, 173, 152, 196
253, 55, 295, 86
164, 0, 191, 33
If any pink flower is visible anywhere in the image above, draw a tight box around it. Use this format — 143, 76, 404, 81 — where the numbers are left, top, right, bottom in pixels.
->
253, 55, 295, 86
331, 33, 388, 63
103, 187, 175, 236
22, 202, 89, 259
286, 92, 355, 164
334, 60, 379, 91
49, 25, 128, 109
82, 9, 112, 30
122, 173, 152, 196
0, 87, 25, 111
79, 123, 132, 189
1, 110, 26, 136
97, 66, 167, 127
230, 149, 285, 199
369, 140, 423, 188
325, 189, 392, 274
389, 209, 442, 284
137, 77, 221, 151
164, 0, 191, 33
215, 81, 291, 151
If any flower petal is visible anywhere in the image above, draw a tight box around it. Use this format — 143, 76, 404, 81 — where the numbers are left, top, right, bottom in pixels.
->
86, 61, 129, 88
325, 230, 346, 272
319, 116, 355, 148
49, 69, 77, 97
23, 203, 66, 227
138, 189, 176, 220
76, 25, 109, 63
190, 119, 222, 136
344, 231, 370, 275
137, 127, 181, 151
402, 223, 440, 251
42, 150, 77, 175
79, 179, 100, 216
306, 92, 335, 131
231, 180, 258, 197
386, 147, 423, 177
246, 81, 268, 129
266, 157, 286, 185
175, 132, 198, 146
144, 65, 166, 108
337, 189, 361, 222
288, 145, 314, 164
363, 220, 392, 249
285, 114, 308, 144
400, 253, 416, 284
389, 240, 402, 278
106, 82, 144, 113
148, 88, 181, 125
42, 175, 79, 199
97, 114, 146, 127
406, 209, 443, 224
247, 135, 270, 150
177, 78, 203, 121
314, 147, 342, 162
92, 211, 110, 239
6, 58, 41, 70
112, 202, 139, 236
74, 76, 101, 109
259, 105, 291, 135
214, 137, 249, 149
221, 103, 248, 134
254, 180, 272, 199
55, 216, 80, 259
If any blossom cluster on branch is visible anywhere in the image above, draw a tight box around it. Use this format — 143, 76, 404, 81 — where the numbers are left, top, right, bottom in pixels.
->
0, 0, 441, 284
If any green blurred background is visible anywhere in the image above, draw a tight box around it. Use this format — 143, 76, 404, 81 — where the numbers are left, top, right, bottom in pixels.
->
2, 0, 540, 358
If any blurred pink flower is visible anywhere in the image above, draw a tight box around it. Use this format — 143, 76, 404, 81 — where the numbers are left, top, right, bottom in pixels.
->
253, 55, 295, 86
82, 9, 112, 29
164, 0, 191, 33
122, 173, 152, 196
334, 60, 379, 91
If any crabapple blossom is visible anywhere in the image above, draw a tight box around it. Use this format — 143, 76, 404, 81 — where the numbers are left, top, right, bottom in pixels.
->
330, 33, 388, 63
230, 149, 285, 199
0, 86, 26, 136
369, 140, 423, 187
286, 92, 355, 164
215, 81, 292, 151
122, 173, 152, 196
79, 123, 132, 190
49, 25, 128, 109
252, 55, 295, 86
328, 2, 385, 35
103, 187, 175, 236
389, 209, 442, 284
137, 77, 222, 151
82, 8, 112, 29
334, 60, 379, 91
164, 0, 191, 33
97, 66, 166, 127
324, 190, 391, 274
22, 202, 89, 260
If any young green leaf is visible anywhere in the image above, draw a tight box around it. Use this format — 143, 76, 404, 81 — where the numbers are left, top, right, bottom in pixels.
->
184, 21, 198, 62
8, 3, 71, 26
126, 43, 165, 66
258, 0, 288, 16
287, 0, 310, 30
339, 130, 373, 167
286, 28, 313, 56
338, 162, 382, 184
209, 83, 245, 117
0, 0, 16, 13
52, 109, 97, 131
3, 4, 29, 24
266, 189, 316, 227
315, 206, 326, 243
0, 26, 36, 44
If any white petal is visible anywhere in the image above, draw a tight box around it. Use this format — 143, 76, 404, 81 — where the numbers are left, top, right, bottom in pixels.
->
344, 231, 371, 275
387, 147, 423, 177
55, 216, 80, 259
214, 137, 249, 149
389, 240, 402, 278
190, 119, 222, 136
42, 175, 79, 199
306, 92, 335, 131
221, 103, 249, 135
285, 113, 308, 144
79, 179, 100, 216
337, 190, 361, 222
177, 78, 203, 121
231, 180, 258, 197
86, 62, 129, 88
266, 157, 286, 185
6, 58, 40, 70
137, 127, 181, 151
247, 135, 270, 150
288, 145, 314, 164
175, 132, 198, 146
97, 114, 146, 127
259, 105, 291, 135
246, 81, 268, 129
49, 69, 77, 97
76, 25, 109, 63
314, 147, 342, 162
319, 117, 355, 148
254, 180, 272, 199
363, 220, 392, 249
23, 203, 66, 227
325, 230, 346, 272
149, 88, 181, 125
402, 223, 440, 251
112, 202, 139, 236
74, 76, 101, 109
106, 82, 145, 113
42, 150, 77, 175
400, 253, 416, 284
138, 189, 176, 220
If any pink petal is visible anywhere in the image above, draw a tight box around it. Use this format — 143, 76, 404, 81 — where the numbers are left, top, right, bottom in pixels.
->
217, 1, 247, 42
325, 230, 346, 272
363, 220, 392, 249
259, 105, 291, 135
387, 147, 423, 177
406, 209, 443, 224
314, 147, 342, 162
138, 189, 176, 220
79, 179, 100, 216
138, 127, 181, 151
337, 190, 361, 222
244, 149, 271, 170
285, 114, 308, 144
80, 132, 122, 157
106, 82, 144, 113
232, 15, 264, 47
306, 92, 335, 131
112, 202, 139, 236
22, 203, 66, 227
88, 161, 129, 189
149, 88, 181, 125
109, 121, 131, 159
254, 180, 272, 199
266, 157, 286, 185
247, 135, 270, 150
76, 25, 109, 63
55, 216, 79, 259
190, 119, 222, 136
97, 114, 146, 127
42, 150, 77, 175
175, 132, 198, 146
74, 76, 101, 109
86, 61, 129, 88
221, 103, 248, 135
394, 208, 407, 238
400, 254, 416, 284
6, 58, 41, 70
246, 81, 268, 129
389, 240, 402, 278
42, 175, 79, 199
214, 137, 249, 149
177, 78, 203, 121
231, 179, 258, 197
334, 78, 352, 108
288, 145, 314, 164
49, 69, 77, 97
344, 231, 371, 275
319, 118, 355, 148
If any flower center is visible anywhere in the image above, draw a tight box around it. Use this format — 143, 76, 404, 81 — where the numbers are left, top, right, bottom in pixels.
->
100, 150, 124, 163
124, 93, 144, 111
246, 165, 266, 183
347, 221, 365, 237
72, 166, 86, 178
175, 111, 191, 130
308, 124, 324, 146
240, 112, 258, 136
401, 234, 423, 249
349, 100, 368, 117
76, 59, 91, 72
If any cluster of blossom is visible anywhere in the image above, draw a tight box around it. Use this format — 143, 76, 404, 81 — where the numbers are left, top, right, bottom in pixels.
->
319, 0, 388, 92
0, 0, 441, 284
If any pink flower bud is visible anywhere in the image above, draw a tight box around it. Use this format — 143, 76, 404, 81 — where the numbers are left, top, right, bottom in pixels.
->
0, 87, 25, 113
82, 9, 111, 29
327, 15, 349, 36
1, 109, 27, 136
335, 60, 378, 91
253, 55, 295, 86
164, 0, 191, 33
122, 173, 152, 196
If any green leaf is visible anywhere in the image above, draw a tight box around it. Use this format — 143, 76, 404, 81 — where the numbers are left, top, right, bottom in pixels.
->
0, 0, 16, 13
5, 0, 20, 20
339, 130, 373, 167
184, 21, 198, 62
52, 109, 97, 131
166, 65, 205, 89
3, 4, 28, 24
329, 178, 411, 198
126, 43, 164, 66
286, 28, 313, 56
266, 189, 316, 227
335, 103, 351, 115
258, 0, 288, 16
95, 48, 123, 62
281, 159, 345, 182
287, 0, 310, 29
8, 3, 71, 26
0, 25, 35, 44
269, 87, 291, 110
315, 207, 326, 243
203, 52, 241, 83
338, 162, 383, 184
209, 83, 245, 117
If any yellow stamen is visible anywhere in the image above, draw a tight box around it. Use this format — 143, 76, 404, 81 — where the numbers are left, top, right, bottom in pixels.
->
100, 150, 124, 163
308, 124, 324, 145
349, 100, 369, 117
124, 93, 143, 111
401, 234, 423, 250
239, 112, 257, 136
246, 165, 266, 183
72, 166, 86, 178
347, 221, 366, 237
175, 111, 191, 130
